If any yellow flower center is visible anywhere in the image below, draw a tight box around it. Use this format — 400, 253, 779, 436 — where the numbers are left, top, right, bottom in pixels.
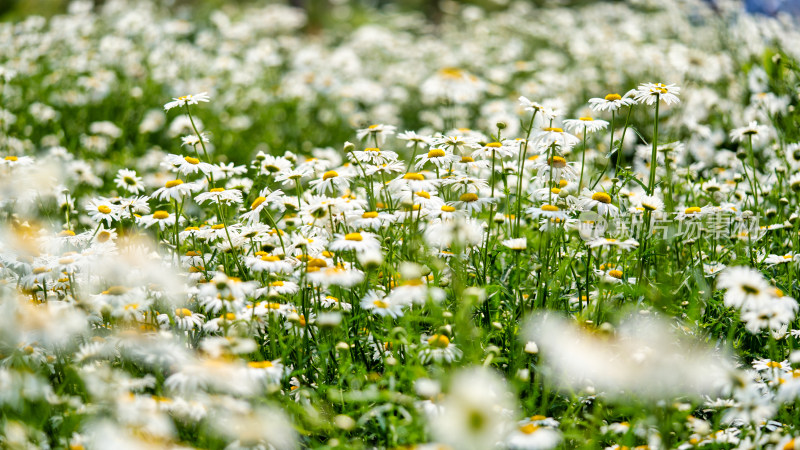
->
165, 179, 183, 188
270, 281, 284, 287
767, 361, 783, 369
362, 211, 379, 219
308, 258, 327, 268
251, 196, 266, 210
441, 205, 456, 212
209, 188, 225, 193
248, 360, 274, 369
345, 232, 363, 241
604, 93, 622, 101
459, 193, 479, 202
261, 255, 281, 262
175, 308, 192, 317
415, 191, 431, 199
5, 155, 18, 161
653, 83, 668, 94
427, 334, 450, 348
591, 192, 612, 204
543, 127, 564, 133
211, 224, 225, 230
608, 269, 623, 279
551, 188, 561, 194
460, 156, 475, 163
403, 172, 425, 181
184, 156, 200, 165
373, 299, 389, 309
579, 116, 593, 121
685, 206, 702, 214
519, 424, 539, 434
97, 205, 112, 214
427, 149, 446, 158
365, 147, 380, 152
153, 210, 170, 220
485, 142, 502, 148
105, 286, 127, 295
440, 67, 463, 78
549, 156, 567, 168
541, 204, 560, 212
323, 170, 338, 180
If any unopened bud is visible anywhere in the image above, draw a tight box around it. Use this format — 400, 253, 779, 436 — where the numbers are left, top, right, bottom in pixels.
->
524, 341, 539, 354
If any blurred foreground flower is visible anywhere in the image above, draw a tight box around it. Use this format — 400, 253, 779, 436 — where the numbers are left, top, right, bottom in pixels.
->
429, 367, 517, 450
525, 314, 735, 400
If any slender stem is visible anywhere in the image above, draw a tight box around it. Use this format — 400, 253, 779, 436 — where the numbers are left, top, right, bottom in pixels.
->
647, 96, 660, 195
579, 132, 587, 191
747, 134, 761, 211
515, 112, 536, 237
406, 142, 419, 173
608, 110, 616, 176
185, 105, 215, 185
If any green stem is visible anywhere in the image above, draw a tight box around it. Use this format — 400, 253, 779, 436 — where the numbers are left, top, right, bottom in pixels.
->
647, 96, 660, 195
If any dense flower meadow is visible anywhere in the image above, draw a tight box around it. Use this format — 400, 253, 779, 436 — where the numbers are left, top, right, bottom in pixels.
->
3, 0, 800, 448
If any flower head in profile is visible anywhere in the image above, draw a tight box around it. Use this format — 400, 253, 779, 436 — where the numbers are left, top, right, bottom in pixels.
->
309, 170, 352, 195
588, 92, 636, 112
730, 121, 770, 142
502, 238, 527, 251
633, 82, 681, 106
563, 116, 609, 134
397, 130, 432, 147
356, 123, 397, 145
164, 92, 211, 111
329, 231, 381, 253
578, 188, 619, 217
587, 237, 639, 251
415, 147, 459, 169
419, 334, 463, 364
152, 178, 203, 201
518, 96, 546, 113
532, 127, 580, 151
518, 96, 558, 120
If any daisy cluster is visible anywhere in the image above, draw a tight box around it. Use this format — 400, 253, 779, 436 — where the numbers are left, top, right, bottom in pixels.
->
2, 0, 800, 449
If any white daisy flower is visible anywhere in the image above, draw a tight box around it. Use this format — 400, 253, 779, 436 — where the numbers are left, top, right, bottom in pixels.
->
632, 82, 681, 106
588, 93, 636, 112
164, 92, 211, 111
